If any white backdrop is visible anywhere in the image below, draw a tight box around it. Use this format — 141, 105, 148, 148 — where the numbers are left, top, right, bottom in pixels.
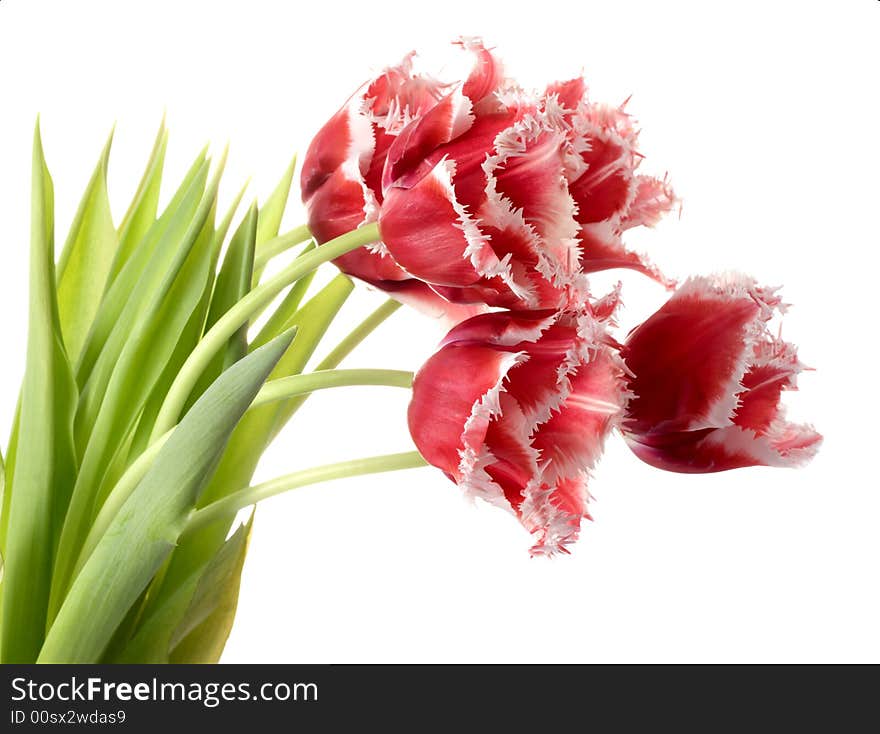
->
0, 0, 877, 663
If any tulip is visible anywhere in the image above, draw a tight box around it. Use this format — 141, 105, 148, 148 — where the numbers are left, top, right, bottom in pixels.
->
549, 77, 677, 285
621, 274, 822, 472
407, 305, 627, 554
378, 70, 678, 314
301, 40, 498, 320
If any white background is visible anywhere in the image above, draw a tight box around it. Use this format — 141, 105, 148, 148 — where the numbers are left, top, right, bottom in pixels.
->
0, 0, 877, 663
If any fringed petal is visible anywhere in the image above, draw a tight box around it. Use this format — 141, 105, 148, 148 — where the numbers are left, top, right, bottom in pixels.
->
522, 476, 590, 556
456, 36, 505, 107
380, 158, 532, 299
622, 274, 821, 473
578, 223, 673, 287
408, 344, 523, 475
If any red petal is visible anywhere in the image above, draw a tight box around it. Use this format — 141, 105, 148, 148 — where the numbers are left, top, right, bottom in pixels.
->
456, 37, 504, 106
624, 422, 822, 473
546, 77, 587, 113
532, 349, 626, 483
622, 175, 678, 230
408, 343, 521, 475
522, 476, 590, 556
383, 89, 474, 190
622, 276, 769, 435
380, 159, 519, 290
622, 275, 821, 473
305, 165, 378, 245
578, 223, 672, 286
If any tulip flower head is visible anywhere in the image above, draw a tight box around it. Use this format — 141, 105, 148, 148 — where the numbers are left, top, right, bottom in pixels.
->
408, 304, 628, 555
621, 275, 822, 472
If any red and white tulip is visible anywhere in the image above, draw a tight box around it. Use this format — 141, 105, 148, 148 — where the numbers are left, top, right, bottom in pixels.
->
407, 305, 628, 554
621, 274, 822, 472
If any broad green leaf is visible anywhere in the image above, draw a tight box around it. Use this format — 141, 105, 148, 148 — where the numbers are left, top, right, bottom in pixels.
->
113, 517, 251, 663
0, 123, 77, 663
122, 184, 247, 465
55, 130, 117, 361
107, 119, 168, 286
150, 274, 353, 606
169, 518, 252, 663
49, 155, 225, 620
252, 154, 296, 283
0, 403, 19, 561
75, 148, 208, 392
37, 329, 295, 664
185, 202, 258, 409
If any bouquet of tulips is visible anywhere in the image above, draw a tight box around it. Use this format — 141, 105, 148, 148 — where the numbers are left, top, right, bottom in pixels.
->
0, 39, 820, 664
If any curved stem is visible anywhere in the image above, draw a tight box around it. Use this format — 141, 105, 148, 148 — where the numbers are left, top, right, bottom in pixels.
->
150, 222, 380, 442
316, 298, 402, 370
73, 366, 413, 580
249, 369, 413, 410
183, 451, 428, 537
252, 224, 312, 271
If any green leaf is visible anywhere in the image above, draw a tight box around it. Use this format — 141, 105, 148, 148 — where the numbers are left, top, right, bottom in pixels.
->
252, 154, 296, 283
49, 155, 224, 621
75, 148, 208, 393
113, 517, 252, 663
0, 123, 78, 663
107, 119, 168, 286
185, 201, 258, 408
55, 129, 118, 362
169, 517, 252, 663
148, 274, 353, 608
37, 329, 296, 664
249, 242, 316, 350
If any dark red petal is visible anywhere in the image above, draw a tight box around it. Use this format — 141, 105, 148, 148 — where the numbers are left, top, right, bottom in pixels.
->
733, 338, 802, 435
622, 277, 767, 435
624, 423, 822, 474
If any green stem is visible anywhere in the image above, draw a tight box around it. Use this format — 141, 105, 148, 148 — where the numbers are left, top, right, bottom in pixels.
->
183, 451, 428, 537
249, 368, 413, 410
73, 366, 412, 581
150, 222, 380, 442
316, 298, 402, 370
252, 224, 312, 272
